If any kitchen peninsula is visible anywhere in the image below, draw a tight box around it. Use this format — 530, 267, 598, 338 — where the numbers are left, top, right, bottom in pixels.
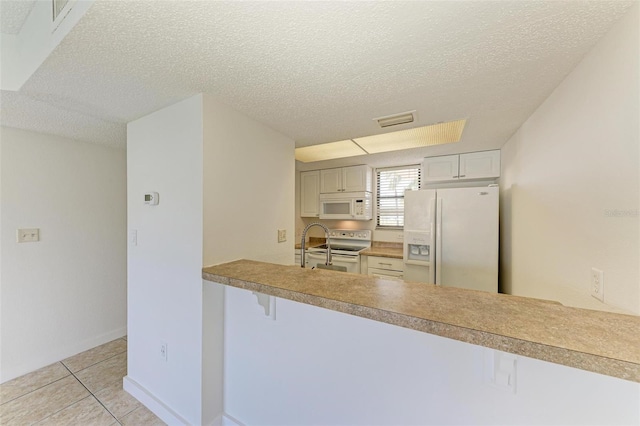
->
203, 259, 640, 382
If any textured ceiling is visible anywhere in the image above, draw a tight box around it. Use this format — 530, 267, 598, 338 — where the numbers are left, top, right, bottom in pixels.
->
0, 0, 35, 34
0, 0, 635, 154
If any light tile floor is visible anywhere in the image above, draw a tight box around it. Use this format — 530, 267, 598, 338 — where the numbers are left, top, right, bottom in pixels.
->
0, 337, 166, 426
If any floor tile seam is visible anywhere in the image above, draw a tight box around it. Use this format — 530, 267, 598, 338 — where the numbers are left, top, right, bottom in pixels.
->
32, 394, 98, 425
0, 362, 71, 406
0, 372, 75, 407
92, 377, 126, 397
63, 347, 128, 375
70, 364, 131, 423
85, 393, 120, 425
62, 338, 128, 371
66, 365, 121, 425
11, 384, 91, 426
99, 400, 138, 425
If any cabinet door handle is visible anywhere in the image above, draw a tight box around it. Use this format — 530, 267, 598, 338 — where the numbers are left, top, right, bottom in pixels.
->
453, 175, 459, 178
459, 175, 466, 178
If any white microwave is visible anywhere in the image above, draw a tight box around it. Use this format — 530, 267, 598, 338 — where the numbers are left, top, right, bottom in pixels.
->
319, 192, 372, 220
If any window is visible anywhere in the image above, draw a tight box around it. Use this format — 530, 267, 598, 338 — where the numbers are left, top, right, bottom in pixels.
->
376, 165, 421, 227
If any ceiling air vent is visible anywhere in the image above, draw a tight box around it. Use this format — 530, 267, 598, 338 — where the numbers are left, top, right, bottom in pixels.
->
374, 111, 416, 128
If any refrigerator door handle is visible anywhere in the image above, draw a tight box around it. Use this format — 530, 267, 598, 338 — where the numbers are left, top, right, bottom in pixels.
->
435, 197, 443, 286
429, 197, 437, 285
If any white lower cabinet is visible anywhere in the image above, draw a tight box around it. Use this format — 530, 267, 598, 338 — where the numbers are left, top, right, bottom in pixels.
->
366, 256, 403, 280
369, 268, 403, 280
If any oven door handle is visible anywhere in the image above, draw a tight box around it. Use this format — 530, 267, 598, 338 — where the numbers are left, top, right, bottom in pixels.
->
328, 254, 359, 263
307, 252, 328, 260
307, 252, 359, 263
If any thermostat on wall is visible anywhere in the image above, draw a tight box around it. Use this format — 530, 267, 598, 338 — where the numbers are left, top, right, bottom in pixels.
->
145, 192, 159, 205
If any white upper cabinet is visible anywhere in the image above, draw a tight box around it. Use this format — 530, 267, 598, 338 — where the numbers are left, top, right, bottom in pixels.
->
423, 150, 500, 182
320, 168, 343, 193
320, 165, 372, 193
422, 155, 459, 182
300, 170, 320, 217
343, 165, 372, 192
458, 150, 501, 180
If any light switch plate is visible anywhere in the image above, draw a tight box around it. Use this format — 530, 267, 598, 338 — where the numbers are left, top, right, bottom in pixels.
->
17, 228, 39, 243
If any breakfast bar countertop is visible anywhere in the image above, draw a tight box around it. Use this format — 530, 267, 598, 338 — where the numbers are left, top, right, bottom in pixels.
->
202, 259, 640, 383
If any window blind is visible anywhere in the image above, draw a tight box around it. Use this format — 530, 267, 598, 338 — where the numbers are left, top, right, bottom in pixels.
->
376, 165, 421, 227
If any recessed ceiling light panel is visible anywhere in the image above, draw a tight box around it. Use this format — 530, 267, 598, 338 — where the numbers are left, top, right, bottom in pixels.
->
355, 119, 466, 154
295, 139, 367, 163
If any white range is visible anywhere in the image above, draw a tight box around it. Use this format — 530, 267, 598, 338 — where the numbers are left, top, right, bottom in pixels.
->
306, 229, 372, 274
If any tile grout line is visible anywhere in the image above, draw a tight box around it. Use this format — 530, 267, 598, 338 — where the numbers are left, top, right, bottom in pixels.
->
61, 356, 124, 426
2, 338, 131, 426
12, 373, 90, 425
63, 342, 128, 376
0, 364, 73, 407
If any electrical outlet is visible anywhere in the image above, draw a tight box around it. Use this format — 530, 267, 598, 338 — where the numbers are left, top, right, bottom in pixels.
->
160, 341, 168, 362
278, 229, 287, 243
591, 268, 604, 302
17, 228, 39, 243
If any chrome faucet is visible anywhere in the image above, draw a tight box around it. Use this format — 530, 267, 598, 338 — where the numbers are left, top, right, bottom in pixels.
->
300, 222, 332, 268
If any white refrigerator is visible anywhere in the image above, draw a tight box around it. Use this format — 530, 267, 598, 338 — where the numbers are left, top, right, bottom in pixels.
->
403, 187, 499, 293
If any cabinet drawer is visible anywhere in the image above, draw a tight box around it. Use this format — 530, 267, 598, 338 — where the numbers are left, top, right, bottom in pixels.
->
367, 256, 403, 271
368, 267, 403, 280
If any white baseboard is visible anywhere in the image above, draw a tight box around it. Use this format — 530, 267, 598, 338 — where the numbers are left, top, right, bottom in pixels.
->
123, 376, 190, 425
221, 413, 244, 426
1, 326, 127, 383
209, 413, 243, 426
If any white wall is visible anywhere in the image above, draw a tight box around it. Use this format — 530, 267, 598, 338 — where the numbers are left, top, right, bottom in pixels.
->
0, 126, 127, 382
126, 94, 295, 425
500, 5, 639, 315
201, 95, 295, 424
126, 95, 204, 424
202, 95, 295, 266
224, 285, 640, 425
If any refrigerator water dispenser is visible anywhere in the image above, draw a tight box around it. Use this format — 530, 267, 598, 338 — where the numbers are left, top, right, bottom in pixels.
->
407, 244, 430, 262
403, 231, 432, 265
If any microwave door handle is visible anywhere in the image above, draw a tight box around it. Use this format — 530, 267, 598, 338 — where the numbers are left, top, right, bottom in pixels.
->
351, 199, 356, 218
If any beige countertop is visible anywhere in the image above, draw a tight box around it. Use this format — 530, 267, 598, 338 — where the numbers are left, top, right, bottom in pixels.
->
294, 237, 325, 250
360, 244, 403, 259
202, 259, 640, 383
